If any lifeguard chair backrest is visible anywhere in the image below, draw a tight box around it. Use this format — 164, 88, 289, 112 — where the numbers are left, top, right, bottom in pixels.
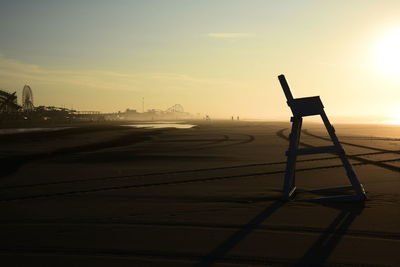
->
278, 74, 325, 117
278, 74, 294, 105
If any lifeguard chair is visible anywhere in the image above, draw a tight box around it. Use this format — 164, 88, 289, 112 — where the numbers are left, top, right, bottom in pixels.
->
278, 74, 366, 201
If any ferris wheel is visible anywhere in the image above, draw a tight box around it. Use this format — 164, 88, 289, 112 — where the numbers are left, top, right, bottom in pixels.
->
22, 85, 34, 111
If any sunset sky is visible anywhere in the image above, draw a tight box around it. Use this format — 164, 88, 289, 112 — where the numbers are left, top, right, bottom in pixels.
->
1, 0, 399, 122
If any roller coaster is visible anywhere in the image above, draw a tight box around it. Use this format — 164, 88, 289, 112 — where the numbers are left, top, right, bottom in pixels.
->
166, 104, 184, 113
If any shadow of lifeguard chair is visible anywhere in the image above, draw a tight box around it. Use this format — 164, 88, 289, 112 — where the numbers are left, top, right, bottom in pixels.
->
278, 74, 366, 201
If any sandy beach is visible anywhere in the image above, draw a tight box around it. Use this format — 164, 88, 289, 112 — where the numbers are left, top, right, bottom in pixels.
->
0, 121, 399, 266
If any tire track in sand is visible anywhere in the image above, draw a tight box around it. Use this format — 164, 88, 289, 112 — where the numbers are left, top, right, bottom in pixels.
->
0, 151, 394, 191
0, 247, 391, 267
276, 129, 400, 172
0, 158, 398, 202
302, 129, 400, 154
1, 221, 398, 240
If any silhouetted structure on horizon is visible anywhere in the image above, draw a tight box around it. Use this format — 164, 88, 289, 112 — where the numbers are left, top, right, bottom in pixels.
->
1, 85, 193, 124
22, 85, 34, 111
0, 89, 20, 113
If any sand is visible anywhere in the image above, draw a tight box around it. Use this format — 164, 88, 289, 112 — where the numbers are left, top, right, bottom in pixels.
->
0, 120, 399, 266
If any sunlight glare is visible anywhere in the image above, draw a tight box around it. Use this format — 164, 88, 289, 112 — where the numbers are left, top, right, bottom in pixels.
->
382, 105, 400, 125
374, 27, 400, 76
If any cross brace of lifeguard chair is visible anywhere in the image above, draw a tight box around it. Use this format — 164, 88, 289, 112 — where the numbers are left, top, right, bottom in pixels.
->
278, 75, 366, 201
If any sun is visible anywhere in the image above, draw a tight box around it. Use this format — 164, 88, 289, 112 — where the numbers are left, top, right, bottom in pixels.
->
374, 27, 400, 76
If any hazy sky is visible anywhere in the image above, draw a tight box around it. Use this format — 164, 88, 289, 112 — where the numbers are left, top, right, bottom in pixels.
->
1, 0, 399, 122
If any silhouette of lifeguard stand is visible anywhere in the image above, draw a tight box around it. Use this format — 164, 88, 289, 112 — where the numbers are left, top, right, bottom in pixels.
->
278, 74, 366, 201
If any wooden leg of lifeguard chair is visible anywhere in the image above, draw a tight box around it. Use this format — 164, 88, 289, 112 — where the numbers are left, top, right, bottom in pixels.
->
320, 112, 367, 200
283, 116, 302, 200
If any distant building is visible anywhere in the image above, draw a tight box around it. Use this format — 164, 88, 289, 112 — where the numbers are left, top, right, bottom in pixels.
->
125, 108, 137, 115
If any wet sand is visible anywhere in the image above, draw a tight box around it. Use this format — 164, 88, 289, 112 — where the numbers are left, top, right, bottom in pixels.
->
0, 121, 399, 266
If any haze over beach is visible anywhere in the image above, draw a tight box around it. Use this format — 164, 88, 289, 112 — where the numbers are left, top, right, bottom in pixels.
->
0, 0, 399, 123
0, 1, 399, 267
